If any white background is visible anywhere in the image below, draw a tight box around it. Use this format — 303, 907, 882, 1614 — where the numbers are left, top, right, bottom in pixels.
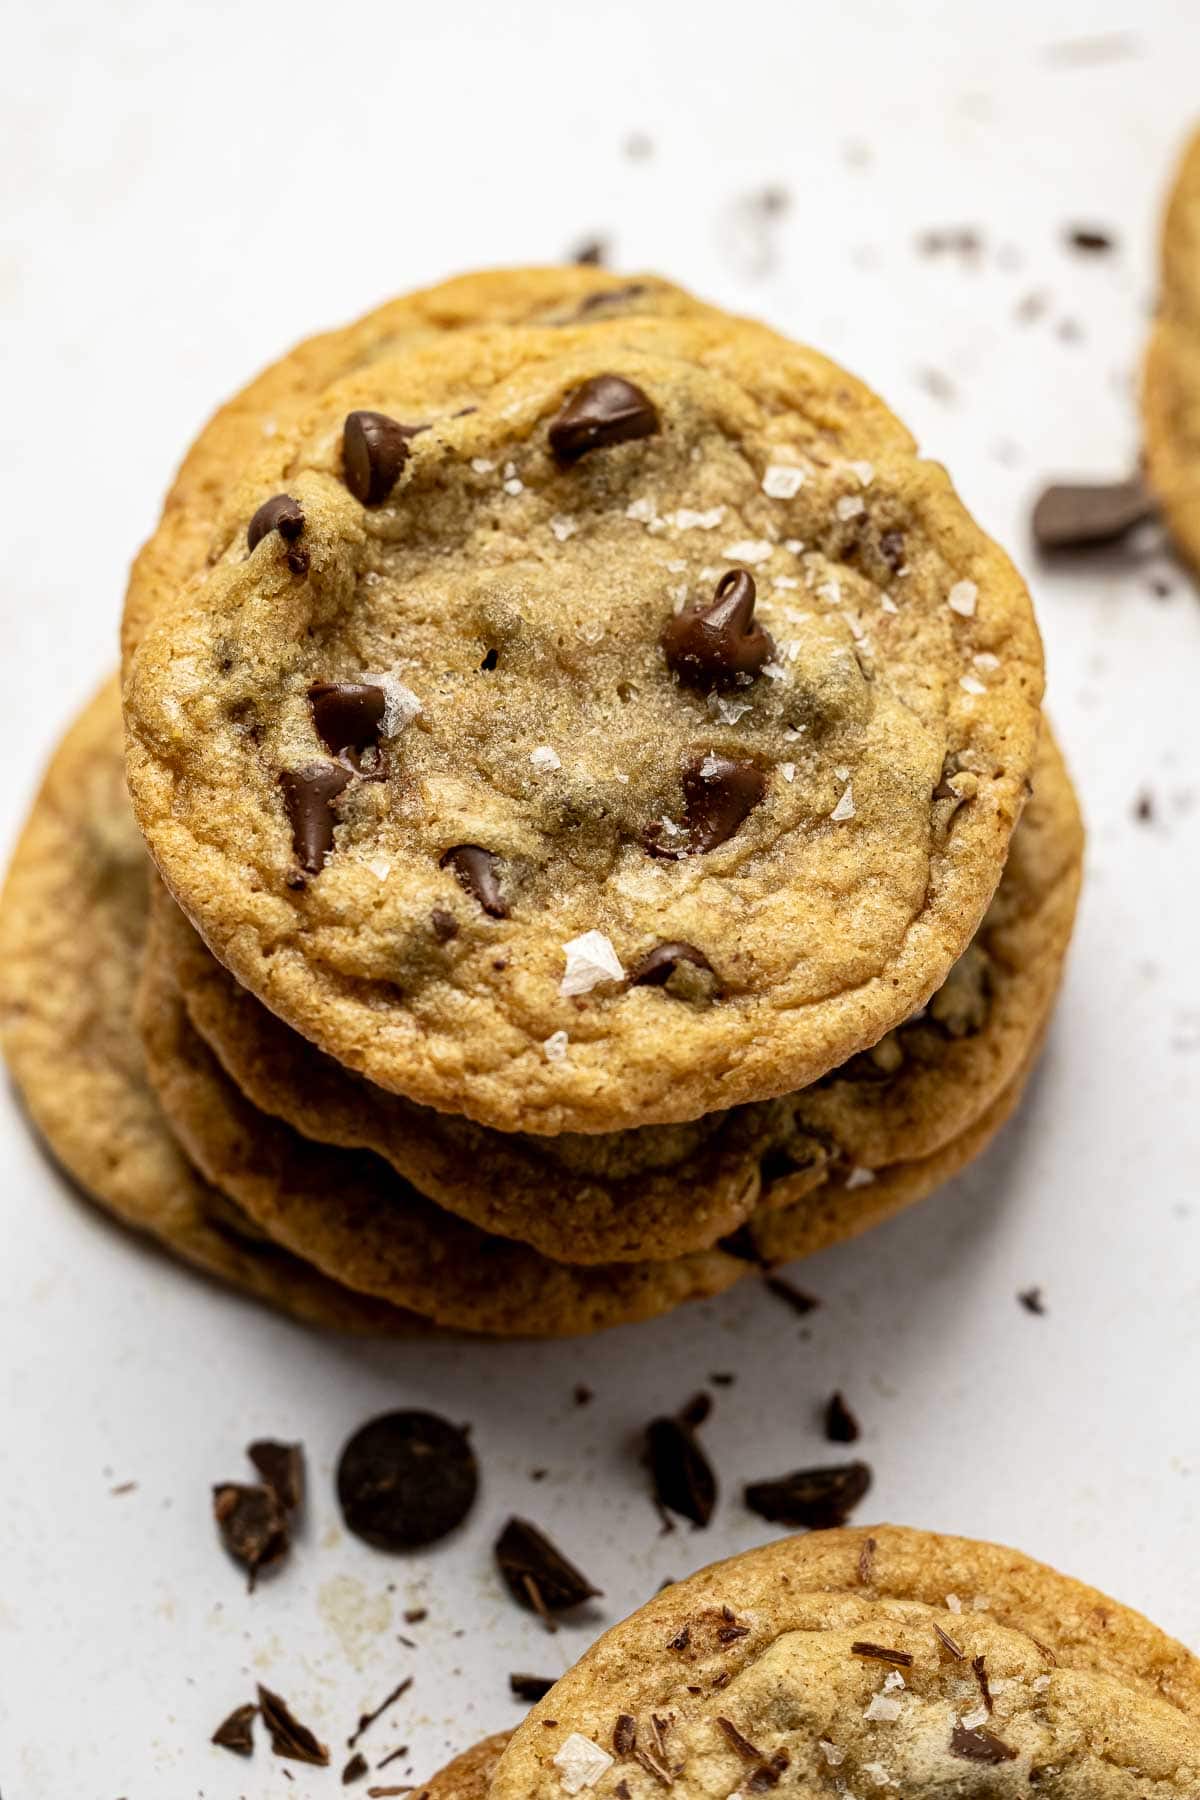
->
2, 1, 1199, 1794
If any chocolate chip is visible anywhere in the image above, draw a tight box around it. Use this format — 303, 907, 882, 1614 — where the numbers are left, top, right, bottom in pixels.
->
548, 374, 660, 462
308, 681, 387, 757
949, 1723, 1018, 1764
441, 844, 509, 918
1031, 476, 1152, 551
851, 1641, 912, 1666
279, 763, 351, 874
248, 494, 305, 552
680, 754, 767, 852
212, 1703, 257, 1756
336, 1411, 478, 1550
342, 410, 418, 506
494, 1517, 601, 1617
248, 1440, 305, 1513
212, 1483, 288, 1588
746, 1751, 789, 1790
509, 1673, 556, 1702
824, 1392, 860, 1444
645, 1415, 717, 1527
257, 1684, 329, 1766
661, 570, 774, 689
743, 1461, 872, 1529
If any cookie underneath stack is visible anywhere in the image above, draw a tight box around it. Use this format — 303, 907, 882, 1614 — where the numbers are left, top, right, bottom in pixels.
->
0, 267, 1081, 1336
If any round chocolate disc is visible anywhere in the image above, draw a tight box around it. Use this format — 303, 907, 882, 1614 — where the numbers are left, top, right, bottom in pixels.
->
336, 1410, 479, 1550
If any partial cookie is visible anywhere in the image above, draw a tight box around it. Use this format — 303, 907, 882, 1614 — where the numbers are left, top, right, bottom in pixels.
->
0, 680, 424, 1335
153, 729, 1080, 1263
1144, 126, 1200, 574
125, 296, 1044, 1135
123, 267, 711, 660
491, 1526, 1200, 1797
418, 1731, 510, 1799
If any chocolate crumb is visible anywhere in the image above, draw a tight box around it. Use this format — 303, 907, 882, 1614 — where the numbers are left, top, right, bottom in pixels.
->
678, 1392, 713, 1429
571, 237, 609, 266
1133, 792, 1155, 825
375, 1743, 409, 1769
668, 1625, 690, 1650
573, 1384, 594, 1407
342, 1751, 369, 1784
211, 1702, 257, 1756
614, 1783, 632, 1800
824, 1392, 860, 1443
1066, 224, 1115, 253
857, 1536, 877, 1584
430, 907, 459, 942
949, 1722, 1018, 1764
710, 1372, 735, 1386
509, 1673, 555, 1702
248, 1440, 305, 1514
212, 1482, 288, 1588
1019, 1286, 1047, 1316
403, 1607, 427, 1624
257, 1685, 329, 1766
763, 1276, 820, 1316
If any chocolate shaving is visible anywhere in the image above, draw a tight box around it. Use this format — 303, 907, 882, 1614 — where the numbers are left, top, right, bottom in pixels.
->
857, 1536, 877, 1584
347, 1676, 412, 1749
613, 1714, 637, 1755
668, 1625, 690, 1651
495, 1516, 601, 1618
716, 1717, 762, 1762
645, 1416, 717, 1527
949, 1722, 1018, 1764
634, 1746, 674, 1787
248, 1440, 305, 1514
743, 1461, 872, 1529
211, 1702, 257, 1756
824, 1392, 860, 1443
257, 1684, 329, 1766
972, 1653, 994, 1712
763, 1275, 820, 1316
212, 1483, 288, 1588
851, 1641, 913, 1667
509, 1673, 555, 1702
933, 1622, 965, 1659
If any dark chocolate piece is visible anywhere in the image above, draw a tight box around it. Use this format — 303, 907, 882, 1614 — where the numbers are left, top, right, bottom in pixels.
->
851, 1641, 912, 1667
343, 410, 418, 505
212, 1702, 257, 1756
248, 1440, 305, 1514
824, 1392, 861, 1444
548, 374, 659, 462
257, 1684, 329, 1766
645, 1416, 717, 1527
309, 682, 387, 757
494, 1516, 601, 1616
212, 1483, 288, 1588
440, 844, 509, 918
279, 763, 351, 873
342, 1750, 369, 1784
681, 754, 766, 852
1031, 476, 1152, 551
949, 1723, 1018, 1763
743, 1461, 872, 1529
336, 1411, 478, 1550
509, 1673, 556, 1702
662, 570, 774, 689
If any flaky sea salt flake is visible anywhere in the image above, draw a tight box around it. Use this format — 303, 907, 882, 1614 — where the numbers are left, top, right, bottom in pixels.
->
780, 763, 796, 783
550, 514, 578, 542
831, 783, 856, 822
863, 1693, 903, 1723
880, 594, 899, 613
543, 1030, 569, 1063
948, 579, 978, 617
560, 932, 625, 998
959, 673, 986, 696
850, 460, 875, 486
669, 505, 725, 531
836, 493, 866, 521
471, 457, 495, 474
724, 538, 775, 565
845, 1165, 875, 1189
820, 1740, 846, 1766
552, 1733, 613, 1793
762, 463, 806, 499
530, 746, 562, 773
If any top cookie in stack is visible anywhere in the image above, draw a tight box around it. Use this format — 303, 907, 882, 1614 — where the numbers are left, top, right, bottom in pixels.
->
123, 267, 1043, 1139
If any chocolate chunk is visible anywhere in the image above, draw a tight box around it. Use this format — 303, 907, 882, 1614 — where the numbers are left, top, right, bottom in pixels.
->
309, 682, 387, 757
347, 1677, 413, 1749
1031, 476, 1152, 551
824, 1392, 860, 1444
509, 1672, 556, 1702
548, 374, 660, 462
212, 1483, 288, 1587
279, 763, 350, 873
494, 1516, 601, 1616
949, 1723, 1018, 1764
743, 1461, 872, 1529
661, 570, 774, 689
248, 1440, 305, 1514
629, 941, 720, 1000
646, 1416, 717, 1527
257, 1684, 329, 1766
342, 1751, 369, 1784
681, 754, 767, 852
343, 410, 417, 506
851, 1641, 912, 1667
441, 844, 509, 918
763, 1275, 820, 1315
212, 1702, 257, 1756
336, 1411, 478, 1550
248, 494, 305, 552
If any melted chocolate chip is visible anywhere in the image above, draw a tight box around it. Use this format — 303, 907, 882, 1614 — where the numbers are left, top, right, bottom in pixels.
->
248, 494, 305, 551
248, 1440, 305, 1513
342, 410, 418, 506
681, 754, 767, 852
1031, 475, 1152, 551
629, 941, 719, 1002
308, 681, 387, 756
824, 1392, 861, 1444
661, 571, 774, 689
949, 1723, 1018, 1764
548, 374, 660, 462
743, 1461, 872, 1529
212, 1703, 257, 1756
257, 1684, 329, 1766
494, 1517, 601, 1616
279, 763, 351, 873
441, 844, 509, 918
212, 1483, 288, 1587
645, 1415, 717, 1527
336, 1411, 478, 1550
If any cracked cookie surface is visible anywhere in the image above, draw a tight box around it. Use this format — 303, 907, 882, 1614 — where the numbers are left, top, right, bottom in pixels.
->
125, 292, 1043, 1134
491, 1526, 1200, 1798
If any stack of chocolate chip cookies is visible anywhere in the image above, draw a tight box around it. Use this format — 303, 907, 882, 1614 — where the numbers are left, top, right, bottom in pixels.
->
0, 267, 1082, 1336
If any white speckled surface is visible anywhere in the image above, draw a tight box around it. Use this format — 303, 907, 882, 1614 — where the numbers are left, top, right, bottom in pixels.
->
2, 2, 1198, 1794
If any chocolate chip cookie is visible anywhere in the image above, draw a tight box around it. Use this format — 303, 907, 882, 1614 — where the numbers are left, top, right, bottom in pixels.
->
1144, 125, 1200, 575
0, 680, 424, 1334
125, 298, 1043, 1134
491, 1526, 1200, 1796
150, 729, 1079, 1263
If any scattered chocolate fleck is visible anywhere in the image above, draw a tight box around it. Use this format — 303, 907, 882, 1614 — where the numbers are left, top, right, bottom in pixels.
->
646, 1416, 717, 1527
212, 1702, 257, 1756
717, 1620, 751, 1644
309, 682, 387, 758
257, 1685, 329, 1766
763, 1275, 820, 1316
430, 906, 459, 942
857, 1536, 877, 1584
494, 1517, 601, 1618
879, 528, 905, 573
1066, 225, 1115, 253
574, 1384, 594, 1407
668, 1625, 690, 1650
286, 546, 310, 576
677, 753, 767, 854
440, 844, 509, 918
1031, 475, 1152, 551
614, 1783, 632, 1800
916, 226, 982, 258
743, 1461, 872, 1529
109, 1480, 137, 1496
248, 1440, 305, 1514
342, 1751, 369, 1785
950, 1722, 1018, 1764
934, 1622, 966, 1659
972, 1653, 994, 1712
678, 1391, 712, 1430
1134, 792, 1155, 824
629, 942, 718, 993
633, 1746, 673, 1787
851, 1641, 913, 1667
280, 763, 351, 874
509, 1673, 555, 1702
248, 494, 304, 552
746, 1750, 789, 1790
824, 1392, 860, 1443
212, 1483, 288, 1588
716, 1717, 762, 1762
343, 410, 418, 506
337, 1411, 478, 1550
403, 1607, 427, 1624
917, 366, 957, 404
613, 1713, 638, 1755
571, 237, 609, 266
1019, 1286, 1047, 1316
367, 1787, 410, 1797
548, 374, 660, 462
375, 1743, 409, 1769
711, 1371, 735, 1386
662, 570, 774, 690
347, 1677, 413, 1750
